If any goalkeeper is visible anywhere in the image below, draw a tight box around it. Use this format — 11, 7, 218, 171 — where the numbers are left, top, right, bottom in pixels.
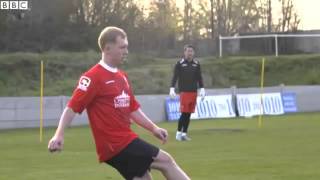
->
169, 44, 205, 141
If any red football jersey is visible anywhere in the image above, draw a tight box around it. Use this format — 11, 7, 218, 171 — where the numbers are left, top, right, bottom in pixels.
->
68, 60, 140, 162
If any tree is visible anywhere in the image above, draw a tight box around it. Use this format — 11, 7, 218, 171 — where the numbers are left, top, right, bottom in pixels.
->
277, 0, 300, 32
144, 0, 182, 53
183, 0, 193, 42
267, 0, 272, 32
209, 0, 215, 39
0, 0, 302, 53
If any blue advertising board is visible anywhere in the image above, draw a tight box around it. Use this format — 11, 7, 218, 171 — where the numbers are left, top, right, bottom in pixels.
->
165, 95, 235, 121
281, 92, 297, 113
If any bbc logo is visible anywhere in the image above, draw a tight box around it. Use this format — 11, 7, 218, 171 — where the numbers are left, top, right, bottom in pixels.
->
0, 1, 29, 10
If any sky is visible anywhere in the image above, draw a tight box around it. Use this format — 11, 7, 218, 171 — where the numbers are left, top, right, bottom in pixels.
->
271, 0, 320, 30
140, 0, 320, 31
294, 0, 320, 30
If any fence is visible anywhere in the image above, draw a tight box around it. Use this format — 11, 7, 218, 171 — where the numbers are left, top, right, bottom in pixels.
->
1, 85, 320, 129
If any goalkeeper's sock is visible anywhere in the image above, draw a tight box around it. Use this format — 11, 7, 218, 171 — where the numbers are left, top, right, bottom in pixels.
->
182, 113, 191, 133
177, 114, 184, 132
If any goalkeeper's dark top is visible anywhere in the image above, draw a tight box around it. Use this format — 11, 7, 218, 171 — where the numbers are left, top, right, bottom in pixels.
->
170, 58, 204, 92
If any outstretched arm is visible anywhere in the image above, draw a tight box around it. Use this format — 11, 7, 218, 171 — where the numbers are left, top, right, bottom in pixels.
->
130, 108, 168, 144
48, 107, 76, 152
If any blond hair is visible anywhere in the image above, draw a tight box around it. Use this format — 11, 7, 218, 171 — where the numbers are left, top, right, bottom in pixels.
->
98, 26, 127, 51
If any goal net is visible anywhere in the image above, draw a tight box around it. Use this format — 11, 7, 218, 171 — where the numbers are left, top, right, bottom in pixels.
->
219, 33, 320, 57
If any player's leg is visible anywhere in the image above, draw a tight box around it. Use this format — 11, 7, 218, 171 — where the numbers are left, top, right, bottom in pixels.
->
177, 113, 190, 141
176, 113, 184, 140
181, 93, 197, 141
177, 92, 188, 141
181, 112, 191, 140
182, 112, 191, 132
151, 150, 190, 180
105, 138, 158, 180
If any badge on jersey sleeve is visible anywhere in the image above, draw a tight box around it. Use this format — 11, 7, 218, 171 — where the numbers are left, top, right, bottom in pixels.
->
77, 76, 91, 91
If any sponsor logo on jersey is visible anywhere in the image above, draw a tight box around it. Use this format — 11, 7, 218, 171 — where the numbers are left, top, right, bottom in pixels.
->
114, 90, 130, 108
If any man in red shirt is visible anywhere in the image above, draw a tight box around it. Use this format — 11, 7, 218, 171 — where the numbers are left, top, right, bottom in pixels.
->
48, 26, 190, 180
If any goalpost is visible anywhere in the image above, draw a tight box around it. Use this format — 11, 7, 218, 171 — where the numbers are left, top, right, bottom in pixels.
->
219, 33, 320, 57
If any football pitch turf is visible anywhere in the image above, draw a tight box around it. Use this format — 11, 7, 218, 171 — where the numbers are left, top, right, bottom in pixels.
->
1, 112, 320, 180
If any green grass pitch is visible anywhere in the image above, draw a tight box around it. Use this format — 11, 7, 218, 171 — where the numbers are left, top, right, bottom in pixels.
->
1, 112, 320, 180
